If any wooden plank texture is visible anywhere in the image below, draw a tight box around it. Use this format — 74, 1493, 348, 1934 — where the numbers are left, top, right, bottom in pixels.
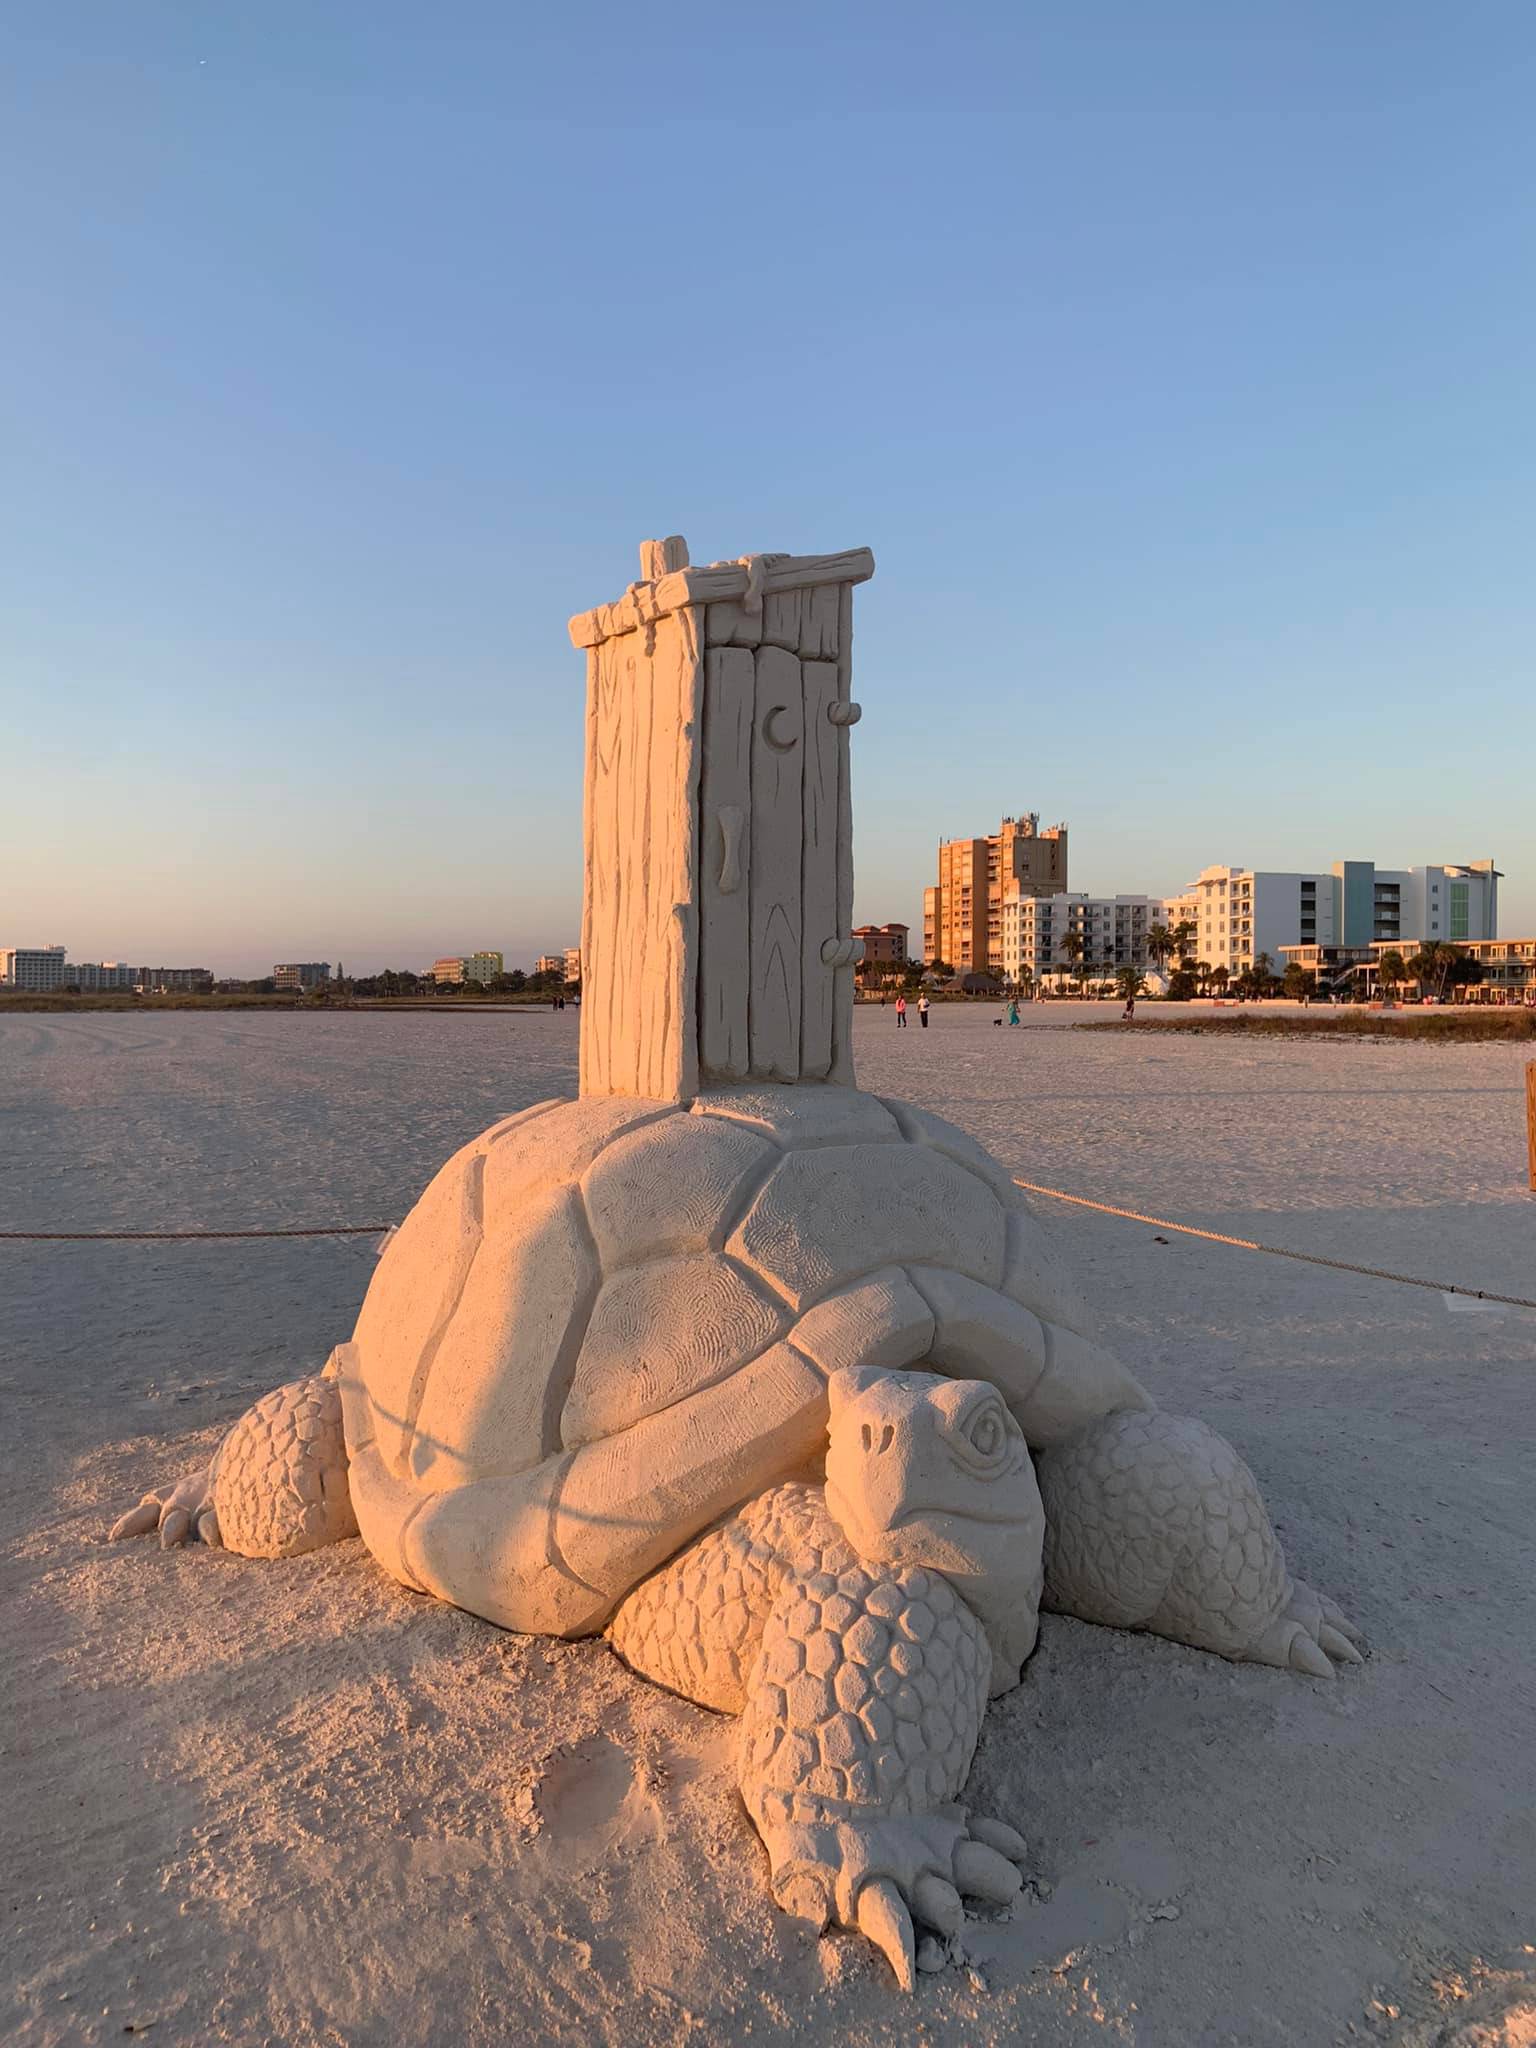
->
829, 582, 857, 1086
749, 645, 805, 1081
571, 548, 874, 649
577, 647, 602, 1097
799, 659, 839, 1078
761, 587, 803, 651
661, 606, 703, 1102
799, 583, 840, 660
579, 618, 701, 1101
698, 646, 755, 1081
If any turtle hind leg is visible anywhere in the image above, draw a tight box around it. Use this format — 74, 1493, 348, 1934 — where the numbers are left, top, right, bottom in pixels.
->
110, 1364, 356, 1560
1036, 1410, 1364, 1675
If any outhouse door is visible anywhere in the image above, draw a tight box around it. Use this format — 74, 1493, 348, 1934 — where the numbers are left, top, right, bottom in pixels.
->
697, 636, 847, 1084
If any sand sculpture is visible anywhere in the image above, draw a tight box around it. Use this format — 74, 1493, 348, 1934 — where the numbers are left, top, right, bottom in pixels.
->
112, 539, 1362, 1989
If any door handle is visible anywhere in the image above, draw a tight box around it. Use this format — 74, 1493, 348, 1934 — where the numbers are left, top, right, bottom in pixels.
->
718, 806, 744, 894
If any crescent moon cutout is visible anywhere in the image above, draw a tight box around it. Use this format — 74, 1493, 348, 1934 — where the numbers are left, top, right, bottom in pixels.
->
761, 704, 799, 753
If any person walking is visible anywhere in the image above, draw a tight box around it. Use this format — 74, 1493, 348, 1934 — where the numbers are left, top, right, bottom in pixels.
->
894, 994, 908, 1029
1007, 997, 1020, 1026
917, 994, 930, 1029
1121, 994, 1136, 1022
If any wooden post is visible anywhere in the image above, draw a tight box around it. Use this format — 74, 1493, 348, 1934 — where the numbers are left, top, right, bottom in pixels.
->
1527, 1061, 1536, 1192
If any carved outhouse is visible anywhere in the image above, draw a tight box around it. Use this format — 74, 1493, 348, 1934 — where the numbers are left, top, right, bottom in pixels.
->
568, 537, 874, 1102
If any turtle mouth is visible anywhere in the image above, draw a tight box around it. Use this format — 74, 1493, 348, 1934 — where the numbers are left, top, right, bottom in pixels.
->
885, 1497, 1035, 1531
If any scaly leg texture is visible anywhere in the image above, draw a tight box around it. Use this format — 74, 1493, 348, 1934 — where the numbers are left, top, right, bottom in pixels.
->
110, 1368, 356, 1558
610, 1485, 1029, 1990
1036, 1411, 1362, 1674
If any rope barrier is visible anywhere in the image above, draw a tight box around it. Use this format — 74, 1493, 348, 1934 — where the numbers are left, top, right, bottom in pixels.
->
1012, 1178, 1536, 1311
2, 1190, 1530, 1311
0, 1225, 393, 1242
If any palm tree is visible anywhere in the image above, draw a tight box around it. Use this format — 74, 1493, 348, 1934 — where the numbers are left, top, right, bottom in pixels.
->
1210, 964, 1230, 996
1376, 948, 1406, 1000
1172, 920, 1198, 965
1405, 945, 1438, 1000
1058, 930, 1085, 992
1115, 965, 1146, 1003
1145, 923, 1174, 979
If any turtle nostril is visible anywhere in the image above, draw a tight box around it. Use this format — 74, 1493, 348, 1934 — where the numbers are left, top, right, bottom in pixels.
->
861, 1424, 873, 1452
879, 1425, 894, 1456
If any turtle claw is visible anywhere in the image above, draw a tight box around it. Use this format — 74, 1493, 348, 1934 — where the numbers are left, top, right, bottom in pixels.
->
1317, 1591, 1365, 1647
110, 1466, 216, 1549
857, 1878, 915, 1992
1289, 1632, 1334, 1678
954, 1836, 1025, 1904
108, 1500, 162, 1542
1248, 1578, 1365, 1677
968, 1813, 1028, 1862
1318, 1623, 1363, 1665
910, 1872, 964, 1937
759, 1811, 995, 1989
775, 1872, 831, 1932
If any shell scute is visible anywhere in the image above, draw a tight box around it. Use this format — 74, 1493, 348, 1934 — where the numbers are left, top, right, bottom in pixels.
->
693, 1086, 901, 1149
563, 1252, 787, 1447
727, 1143, 1007, 1310
582, 1113, 776, 1268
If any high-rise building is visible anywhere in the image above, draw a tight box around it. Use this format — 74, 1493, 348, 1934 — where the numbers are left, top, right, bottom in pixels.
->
0, 945, 67, 990
274, 962, 332, 990
563, 948, 582, 985
924, 813, 1068, 969
1162, 859, 1500, 977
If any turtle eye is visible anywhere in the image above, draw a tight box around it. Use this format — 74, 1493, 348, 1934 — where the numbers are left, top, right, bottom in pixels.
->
968, 1410, 1002, 1458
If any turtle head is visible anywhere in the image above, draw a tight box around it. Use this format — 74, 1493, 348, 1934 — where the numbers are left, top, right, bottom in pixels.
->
823, 1367, 1044, 1692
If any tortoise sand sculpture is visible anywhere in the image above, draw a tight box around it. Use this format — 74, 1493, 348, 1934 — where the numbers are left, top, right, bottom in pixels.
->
112, 539, 1362, 1989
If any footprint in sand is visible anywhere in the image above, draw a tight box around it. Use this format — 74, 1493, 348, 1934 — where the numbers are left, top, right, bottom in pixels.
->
533, 1736, 662, 1859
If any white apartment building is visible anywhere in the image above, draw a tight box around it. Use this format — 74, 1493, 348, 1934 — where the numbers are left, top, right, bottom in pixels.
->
0, 945, 67, 990
1161, 868, 1336, 976
1163, 859, 1500, 975
1000, 893, 1167, 983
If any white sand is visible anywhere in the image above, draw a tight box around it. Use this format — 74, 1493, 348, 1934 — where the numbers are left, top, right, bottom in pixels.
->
3, 1007, 1533, 2046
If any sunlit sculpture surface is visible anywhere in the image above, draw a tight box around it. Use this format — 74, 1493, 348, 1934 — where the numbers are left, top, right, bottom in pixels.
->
113, 539, 1361, 1989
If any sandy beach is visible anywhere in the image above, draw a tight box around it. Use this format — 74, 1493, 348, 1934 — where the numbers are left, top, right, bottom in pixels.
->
3, 1005, 1533, 2047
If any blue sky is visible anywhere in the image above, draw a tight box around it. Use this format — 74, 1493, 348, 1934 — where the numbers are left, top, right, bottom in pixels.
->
3, 3, 1533, 973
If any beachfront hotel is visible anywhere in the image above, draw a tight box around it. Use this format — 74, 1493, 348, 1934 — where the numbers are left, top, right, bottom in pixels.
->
430, 951, 505, 986
1162, 860, 1501, 979
1, 945, 212, 993
0, 945, 68, 990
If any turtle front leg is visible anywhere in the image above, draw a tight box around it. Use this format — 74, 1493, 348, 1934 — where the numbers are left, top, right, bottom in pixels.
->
1035, 1410, 1364, 1675
739, 1560, 1026, 1990
110, 1359, 356, 1559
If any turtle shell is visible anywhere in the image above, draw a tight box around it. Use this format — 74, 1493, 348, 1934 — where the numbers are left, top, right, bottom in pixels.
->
347, 1085, 1127, 1513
